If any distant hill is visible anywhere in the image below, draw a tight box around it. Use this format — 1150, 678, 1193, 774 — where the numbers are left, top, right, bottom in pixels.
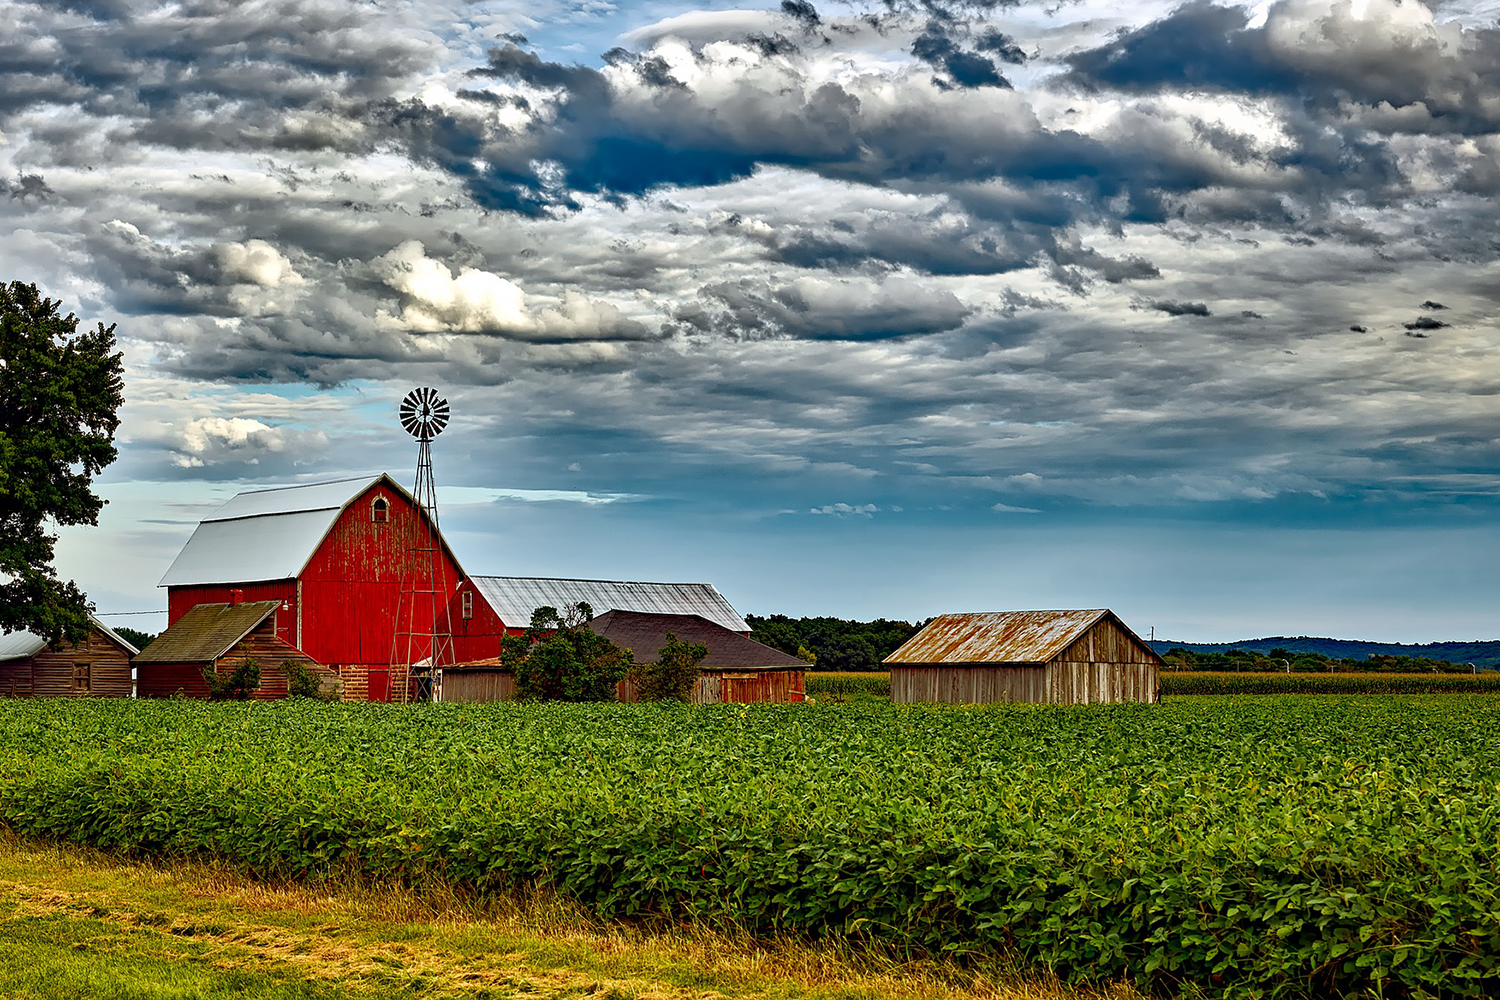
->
1149, 637, 1500, 670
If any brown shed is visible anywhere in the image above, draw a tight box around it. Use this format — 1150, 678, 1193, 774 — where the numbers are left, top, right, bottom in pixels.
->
886, 609, 1160, 705
134, 599, 338, 700
0, 615, 137, 698
592, 611, 806, 704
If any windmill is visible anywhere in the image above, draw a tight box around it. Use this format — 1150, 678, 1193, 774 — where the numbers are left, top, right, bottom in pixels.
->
392, 387, 453, 702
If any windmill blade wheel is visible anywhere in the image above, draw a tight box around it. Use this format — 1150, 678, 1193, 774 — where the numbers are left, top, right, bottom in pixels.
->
400, 387, 450, 441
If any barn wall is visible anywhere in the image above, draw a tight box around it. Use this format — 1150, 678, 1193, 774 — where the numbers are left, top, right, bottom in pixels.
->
1044, 661, 1159, 704
168, 580, 297, 634
0, 628, 133, 699
300, 482, 463, 685
441, 669, 517, 703
0, 662, 31, 698
892, 662, 1157, 705
1057, 616, 1161, 665
708, 669, 804, 704
447, 580, 512, 664
138, 663, 212, 699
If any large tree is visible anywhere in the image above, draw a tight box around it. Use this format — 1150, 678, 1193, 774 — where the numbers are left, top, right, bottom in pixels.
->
0, 281, 124, 646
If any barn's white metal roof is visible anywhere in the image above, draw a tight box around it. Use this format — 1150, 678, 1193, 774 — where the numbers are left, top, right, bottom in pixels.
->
0, 614, 140, 662
160, 474, 396, 587
203, 476, 378, 522
470, 577, 750, 632
0, 630, 46, 662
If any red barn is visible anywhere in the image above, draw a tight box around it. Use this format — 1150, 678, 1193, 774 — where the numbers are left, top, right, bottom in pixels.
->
159, 474, 464, 702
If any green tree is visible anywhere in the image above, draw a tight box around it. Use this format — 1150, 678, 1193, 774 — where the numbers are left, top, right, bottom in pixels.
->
503, 603, 633, 702
0, 281, 124, 646
631, 631, 709, 702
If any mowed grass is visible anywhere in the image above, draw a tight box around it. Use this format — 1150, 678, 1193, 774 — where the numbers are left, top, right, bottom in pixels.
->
0, 833, 1134, 1000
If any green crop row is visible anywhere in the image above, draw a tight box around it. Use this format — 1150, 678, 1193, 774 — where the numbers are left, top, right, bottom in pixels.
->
806, 672, 891, 697
0, 697, 1496, 999
1161, 670, 1500, 696
809, 670, 1500, 699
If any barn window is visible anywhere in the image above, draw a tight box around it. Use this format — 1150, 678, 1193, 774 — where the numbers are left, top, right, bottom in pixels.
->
371, 496, 389, 523
461, 591, 473, 620
73, 662, 90, 693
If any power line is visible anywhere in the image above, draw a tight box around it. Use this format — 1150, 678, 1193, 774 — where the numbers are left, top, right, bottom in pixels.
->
93, 610, 167, 617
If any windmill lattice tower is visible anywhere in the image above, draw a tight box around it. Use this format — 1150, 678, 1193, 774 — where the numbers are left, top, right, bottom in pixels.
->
391, 387, 454, 703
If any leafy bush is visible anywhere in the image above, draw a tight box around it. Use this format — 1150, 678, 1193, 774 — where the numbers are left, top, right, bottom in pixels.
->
503, 603, 632, 702
202, 657, 260, 700
2, 697, 1499, 998
280, 658, 329, 699
630, 632, 707, 702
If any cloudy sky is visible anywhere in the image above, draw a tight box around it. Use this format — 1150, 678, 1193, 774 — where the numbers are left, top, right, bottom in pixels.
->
6, 0, 1500, 642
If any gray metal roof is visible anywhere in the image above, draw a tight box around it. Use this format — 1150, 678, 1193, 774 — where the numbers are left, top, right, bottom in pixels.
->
885, 610, 1112, 665
0, 613, 140, 662
159, 474, 456, 587
470, 576, 750, 632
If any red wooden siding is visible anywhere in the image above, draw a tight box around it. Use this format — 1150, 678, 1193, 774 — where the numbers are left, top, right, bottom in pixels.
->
447, 579, 514, 664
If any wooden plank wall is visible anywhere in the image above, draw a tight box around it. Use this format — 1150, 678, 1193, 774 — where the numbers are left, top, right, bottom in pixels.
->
892, 663, 1158, 705
0, 662, 33, 698
0, 628, 132, 699
709, 670, 804, 704
441, 669, 516, 703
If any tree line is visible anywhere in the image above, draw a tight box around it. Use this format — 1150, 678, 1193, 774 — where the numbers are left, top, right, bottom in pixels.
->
1160, 647, 1476, 673
746, 614, 926, 671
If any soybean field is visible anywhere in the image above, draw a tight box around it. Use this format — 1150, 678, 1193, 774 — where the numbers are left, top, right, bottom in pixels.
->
0, 696, 1495, 998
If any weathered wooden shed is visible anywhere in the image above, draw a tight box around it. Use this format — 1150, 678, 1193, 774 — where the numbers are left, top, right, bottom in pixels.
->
134, 599, 338, 700
0, 615, 137, 698
886, 609, 1161, 705
592, 611, 806, 704
159, 474, 464, 702
447, 576, 750, 664
440, 610, 805, 704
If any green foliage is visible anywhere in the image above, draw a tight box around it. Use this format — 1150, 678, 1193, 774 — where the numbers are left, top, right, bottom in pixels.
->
746, 614, 923, 671
203, 657, 261, 701
0, 697, 1498, 998
113, 626, 155, 651
503, 603, 632, 702
806, 672, 890, 697
280, 659, 327, 699
631, 632, 708, 702
1161, 645, 1478, 673
0, 281, 124, 647
1163, 670, 1500, 696
1157, 636, 1500, 671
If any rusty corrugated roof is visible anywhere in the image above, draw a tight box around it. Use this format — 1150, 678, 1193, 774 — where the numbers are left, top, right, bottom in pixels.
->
884, 609, 1111, 665
133, 601, 281, 663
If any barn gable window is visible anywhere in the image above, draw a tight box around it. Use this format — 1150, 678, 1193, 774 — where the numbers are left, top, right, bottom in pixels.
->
371, 496, 390, 523
461, 591, 473, 620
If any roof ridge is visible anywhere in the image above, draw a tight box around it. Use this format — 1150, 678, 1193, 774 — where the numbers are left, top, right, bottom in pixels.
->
229, 473, 384, 497
472, 575, 714, 586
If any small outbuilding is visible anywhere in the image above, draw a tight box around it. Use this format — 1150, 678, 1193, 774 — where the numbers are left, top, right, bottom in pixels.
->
0, 615, 138, 698
885, 609, 1160, 705
592, 611, 806, 704
134, 599, 337, 700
